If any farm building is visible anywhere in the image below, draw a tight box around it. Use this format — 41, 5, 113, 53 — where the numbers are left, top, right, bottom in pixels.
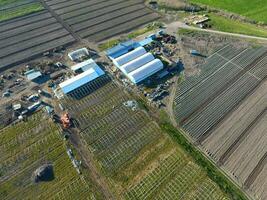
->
59, 59, 104, 94
25, 69, 42, 81
111, 46, 163, 84
105, 40, 140, 59
71, 59, 100, 73
68, 48, 89, 61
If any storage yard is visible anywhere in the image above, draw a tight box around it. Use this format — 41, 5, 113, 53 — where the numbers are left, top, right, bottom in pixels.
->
43, 0, 159, 42
60, 75, 229, 200
173, 44, 267, 200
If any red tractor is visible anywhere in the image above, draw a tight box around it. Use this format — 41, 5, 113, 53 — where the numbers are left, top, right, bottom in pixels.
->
60, 113, 71, 129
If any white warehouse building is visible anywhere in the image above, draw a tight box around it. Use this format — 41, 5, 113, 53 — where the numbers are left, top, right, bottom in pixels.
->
112, 47, 147, 67
128, 59, 163, 84
111, 46, 164, 84
59, 59, 104, 94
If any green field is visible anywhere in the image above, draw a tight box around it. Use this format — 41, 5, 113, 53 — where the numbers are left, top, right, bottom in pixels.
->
190, 0, 267, 23
0, 1, 44, 22
0, 111, 102, 200
60, 77, 235, 200
208, 13, 267, 38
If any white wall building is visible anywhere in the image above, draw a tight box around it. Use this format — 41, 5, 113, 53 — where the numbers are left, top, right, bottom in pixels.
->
112, 47, 146, 67
59, 59, 104, 94
111, 47, 163, 84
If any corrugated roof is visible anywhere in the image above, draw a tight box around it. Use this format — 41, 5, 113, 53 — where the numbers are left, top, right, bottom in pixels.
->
113, 47, 146, 67
71, 59, 99, 72
120, 53, 154, 74
59, 64, 104, 94
25, 69, 42, 81
105, 40, 140, 59
138, 37, 153, 47
128, 59, 163, 84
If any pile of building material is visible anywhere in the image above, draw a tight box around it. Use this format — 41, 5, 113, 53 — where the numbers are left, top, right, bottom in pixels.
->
32, 164, 53, 183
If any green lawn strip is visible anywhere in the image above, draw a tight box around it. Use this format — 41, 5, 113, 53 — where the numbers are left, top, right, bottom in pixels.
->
158, 113, 248, 200
0, 2, 44, 22
98, 23, 162, 51
208, 13, 267, 38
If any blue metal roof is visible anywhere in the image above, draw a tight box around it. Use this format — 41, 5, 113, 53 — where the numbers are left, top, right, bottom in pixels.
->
138, 37, 153, 47
105, 40, 140, 59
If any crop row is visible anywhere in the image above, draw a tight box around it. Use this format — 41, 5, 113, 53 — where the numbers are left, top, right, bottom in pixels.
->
155, 162, 203, 200
81, 105, 133, 142
86, 13, 159, 42
60, 0, 126, 20
0, 130, 61, 181
189, 178, 229, 200
216, 45, 245, 60
71, 4, 145, 32
248, 55, 267, 79
232, 47, 267, 69
49, 176, 94, 200
183, 72, 260, 140
66, 0, 143, 25
77, 8, 153, 38
0, 10, 75, 71
174, 62, 241, 122
125, 151, 187, 200
176, 54, 227, 97
0, 111, 43, 145
99, 122, 161, 173
90, 111, 149, 155
0, 123, 57, 160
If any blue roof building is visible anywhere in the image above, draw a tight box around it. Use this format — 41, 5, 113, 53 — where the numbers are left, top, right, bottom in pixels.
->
105, 40, 140, 59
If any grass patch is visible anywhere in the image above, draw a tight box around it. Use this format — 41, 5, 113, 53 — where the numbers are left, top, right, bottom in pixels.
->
0, 2, 44, 22
98, 22, 162, 51
98, 39, 120, 51
158, 111, 248, 200
190, 0, 267, 23
208, 13, 267, 38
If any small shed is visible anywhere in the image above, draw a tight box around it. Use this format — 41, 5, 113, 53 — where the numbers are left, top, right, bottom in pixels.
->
25, 69, 42, 81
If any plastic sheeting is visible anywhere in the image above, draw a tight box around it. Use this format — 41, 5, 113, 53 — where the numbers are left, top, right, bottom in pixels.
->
120, 53, 154, 74
127, 59, 163, 84
113, 47, 146, 67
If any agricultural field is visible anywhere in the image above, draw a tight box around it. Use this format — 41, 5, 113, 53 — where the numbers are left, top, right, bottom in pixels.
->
189, 0, 267, 23
60, 75, 230, 200
43, 0, 159, 42
0, 10, 75, 71
0, 111, 102, 200
173, 44, 267, 200
0, 0, 44, 22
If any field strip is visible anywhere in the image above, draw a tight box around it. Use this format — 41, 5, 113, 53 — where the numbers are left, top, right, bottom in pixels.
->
219, 108, 267, 165
71, 4, 145, 32
215, 52, 262, 81
66, 0, 143, 25
244, 151, 267, 188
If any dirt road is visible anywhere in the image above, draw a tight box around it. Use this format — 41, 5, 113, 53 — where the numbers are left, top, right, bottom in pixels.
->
166, 21, 267, 42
